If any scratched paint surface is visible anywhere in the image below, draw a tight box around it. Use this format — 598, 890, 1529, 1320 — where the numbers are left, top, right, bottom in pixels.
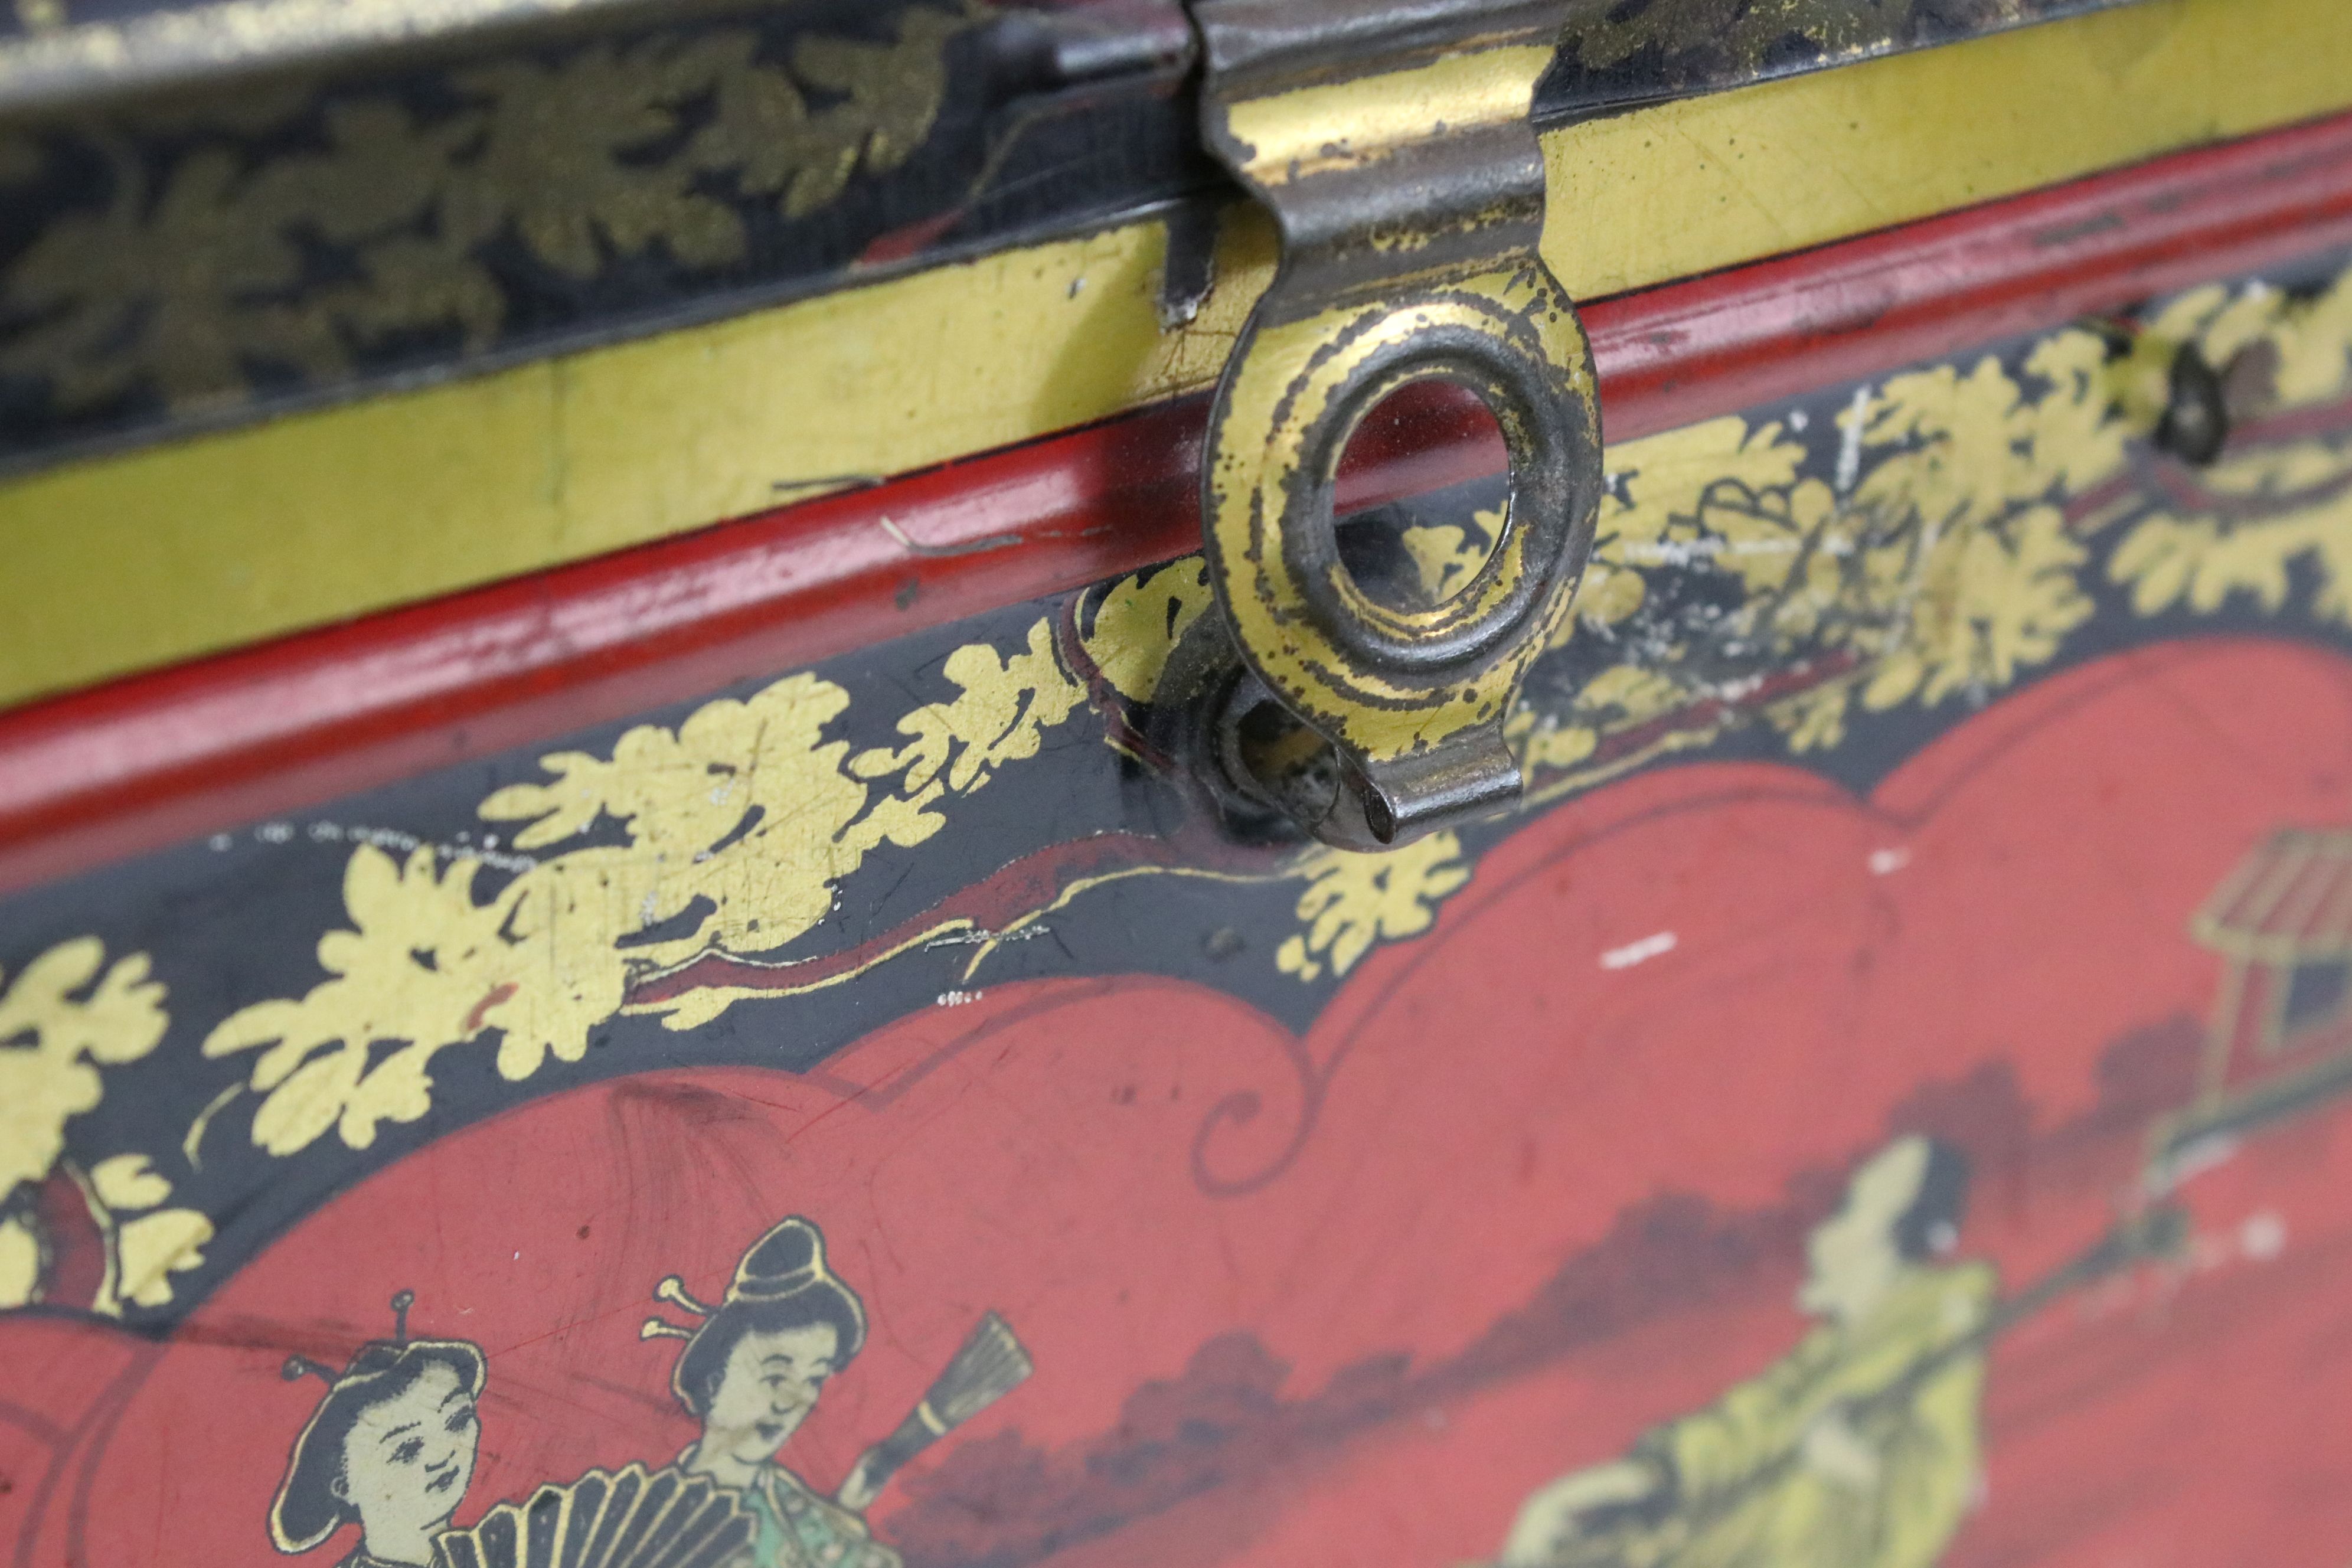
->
6, 246, 2352, 1568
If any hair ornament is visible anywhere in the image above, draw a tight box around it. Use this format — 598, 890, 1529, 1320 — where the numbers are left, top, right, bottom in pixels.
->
279, 1288, 422, 1387
642, 1219, 866, 1347
641, 1275, 715, 1341
267, 1289, 488, 1557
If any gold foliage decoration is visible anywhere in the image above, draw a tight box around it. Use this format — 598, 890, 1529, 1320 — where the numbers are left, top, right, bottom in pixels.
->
440, 46, 749, 282
2103, 273, 2352, 623
1400, 507, 1505, 606
1444, 260, 2352, 952
1, 142, 361, 409
485, 672, 896, 984
847, 620, 1089, 842
1, 939, 166, 1198
204, 843, 547, 1154
1077, 560, 1219, 705
868, 264, 2352, 989
81, 1152, 217, 1315
697, 11, 966, 220
105, 255, 2352, 1186
204, 623, 1086, 1157
1841, 348, 2102, 713
1510, 266, 2352, 803
1275, 834, 1472, 983
0, 938, 213, 1313
1509, 335, 2122, 781
0, 4, 974, 415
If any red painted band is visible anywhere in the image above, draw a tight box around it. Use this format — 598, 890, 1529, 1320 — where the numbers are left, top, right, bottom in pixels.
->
5, 109, 2352, 894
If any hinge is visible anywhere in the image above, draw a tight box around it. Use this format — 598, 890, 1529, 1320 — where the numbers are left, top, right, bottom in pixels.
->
1187, 0, 1600, 850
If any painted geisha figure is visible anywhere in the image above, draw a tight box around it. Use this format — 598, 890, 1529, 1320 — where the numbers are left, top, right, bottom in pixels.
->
1500, 1136, 1994, 1568
643, 1217, 901, 1568
270, 1291, 485, 1568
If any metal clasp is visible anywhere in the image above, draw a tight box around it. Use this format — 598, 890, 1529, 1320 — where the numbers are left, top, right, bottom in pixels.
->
1189, 0, 1601, 850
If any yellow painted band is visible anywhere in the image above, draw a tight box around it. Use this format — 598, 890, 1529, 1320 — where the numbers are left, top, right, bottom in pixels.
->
2, 0, 2347, 709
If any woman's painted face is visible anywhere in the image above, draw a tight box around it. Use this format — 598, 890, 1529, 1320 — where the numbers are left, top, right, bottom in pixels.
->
335, 1361, 479, 1543
703, 1322, 841, 1466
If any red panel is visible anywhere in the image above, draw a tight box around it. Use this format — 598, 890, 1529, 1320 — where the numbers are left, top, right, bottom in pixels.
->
30, 638, 2352, 1568
5, 110, 2352, 894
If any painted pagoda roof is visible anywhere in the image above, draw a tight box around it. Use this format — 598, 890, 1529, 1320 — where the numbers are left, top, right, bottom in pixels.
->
2193, 830, 2352, 962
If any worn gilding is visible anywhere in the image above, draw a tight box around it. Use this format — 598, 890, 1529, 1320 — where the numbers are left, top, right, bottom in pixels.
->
1221, 45, 1556, 187
1544, 0, 2137, 112
2, 246, 2352, 1568
5, 244, 2351, 1316
0, 0, 653, 107
0, 2, 976, 442
1, 0, 2348, 709
1194, 5, 1598, 846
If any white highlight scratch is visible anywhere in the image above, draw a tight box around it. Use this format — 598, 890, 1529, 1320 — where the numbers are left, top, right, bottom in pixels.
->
1600, 931, 1678, 971
2241, 1211, 2287, 1261
227, 817, 538, 873
1835, 384, 1874, 495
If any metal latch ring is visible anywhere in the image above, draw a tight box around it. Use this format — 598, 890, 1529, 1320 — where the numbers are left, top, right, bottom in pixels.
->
1191, 1, 1602, 850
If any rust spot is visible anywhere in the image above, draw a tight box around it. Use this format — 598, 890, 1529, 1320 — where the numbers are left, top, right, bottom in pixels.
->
463, 981, 518, 1034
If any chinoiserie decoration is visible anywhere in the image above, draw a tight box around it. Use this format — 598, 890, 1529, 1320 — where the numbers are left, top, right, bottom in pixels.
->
272, 1291, 488, 1565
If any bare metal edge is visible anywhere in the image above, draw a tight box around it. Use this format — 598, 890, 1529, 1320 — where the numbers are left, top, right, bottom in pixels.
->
1534, 0, 2148, 126
0, 0, 677, 113
0, 0, 2155, 120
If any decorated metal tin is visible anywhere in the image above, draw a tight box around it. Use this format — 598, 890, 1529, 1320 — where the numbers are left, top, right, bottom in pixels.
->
6, 213, 2352, 1567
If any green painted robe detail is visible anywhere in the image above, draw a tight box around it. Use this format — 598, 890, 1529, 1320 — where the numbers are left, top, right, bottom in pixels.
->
742, 1463, 903, 1568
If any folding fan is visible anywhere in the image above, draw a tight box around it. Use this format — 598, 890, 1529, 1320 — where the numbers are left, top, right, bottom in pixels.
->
433, 1462, 754, 1568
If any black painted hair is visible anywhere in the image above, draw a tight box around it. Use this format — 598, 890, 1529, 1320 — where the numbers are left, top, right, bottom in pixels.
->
1892, 1137, 1972, 1262
270, 1337, 485, 1553
672, 1287, 867, 1416
662, 1221, 868, 1417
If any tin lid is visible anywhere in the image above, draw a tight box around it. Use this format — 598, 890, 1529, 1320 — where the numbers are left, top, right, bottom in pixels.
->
0, 0, 2134, 476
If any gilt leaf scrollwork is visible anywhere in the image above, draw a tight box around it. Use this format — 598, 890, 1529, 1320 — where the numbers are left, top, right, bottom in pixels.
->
0, 2, 977, 420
